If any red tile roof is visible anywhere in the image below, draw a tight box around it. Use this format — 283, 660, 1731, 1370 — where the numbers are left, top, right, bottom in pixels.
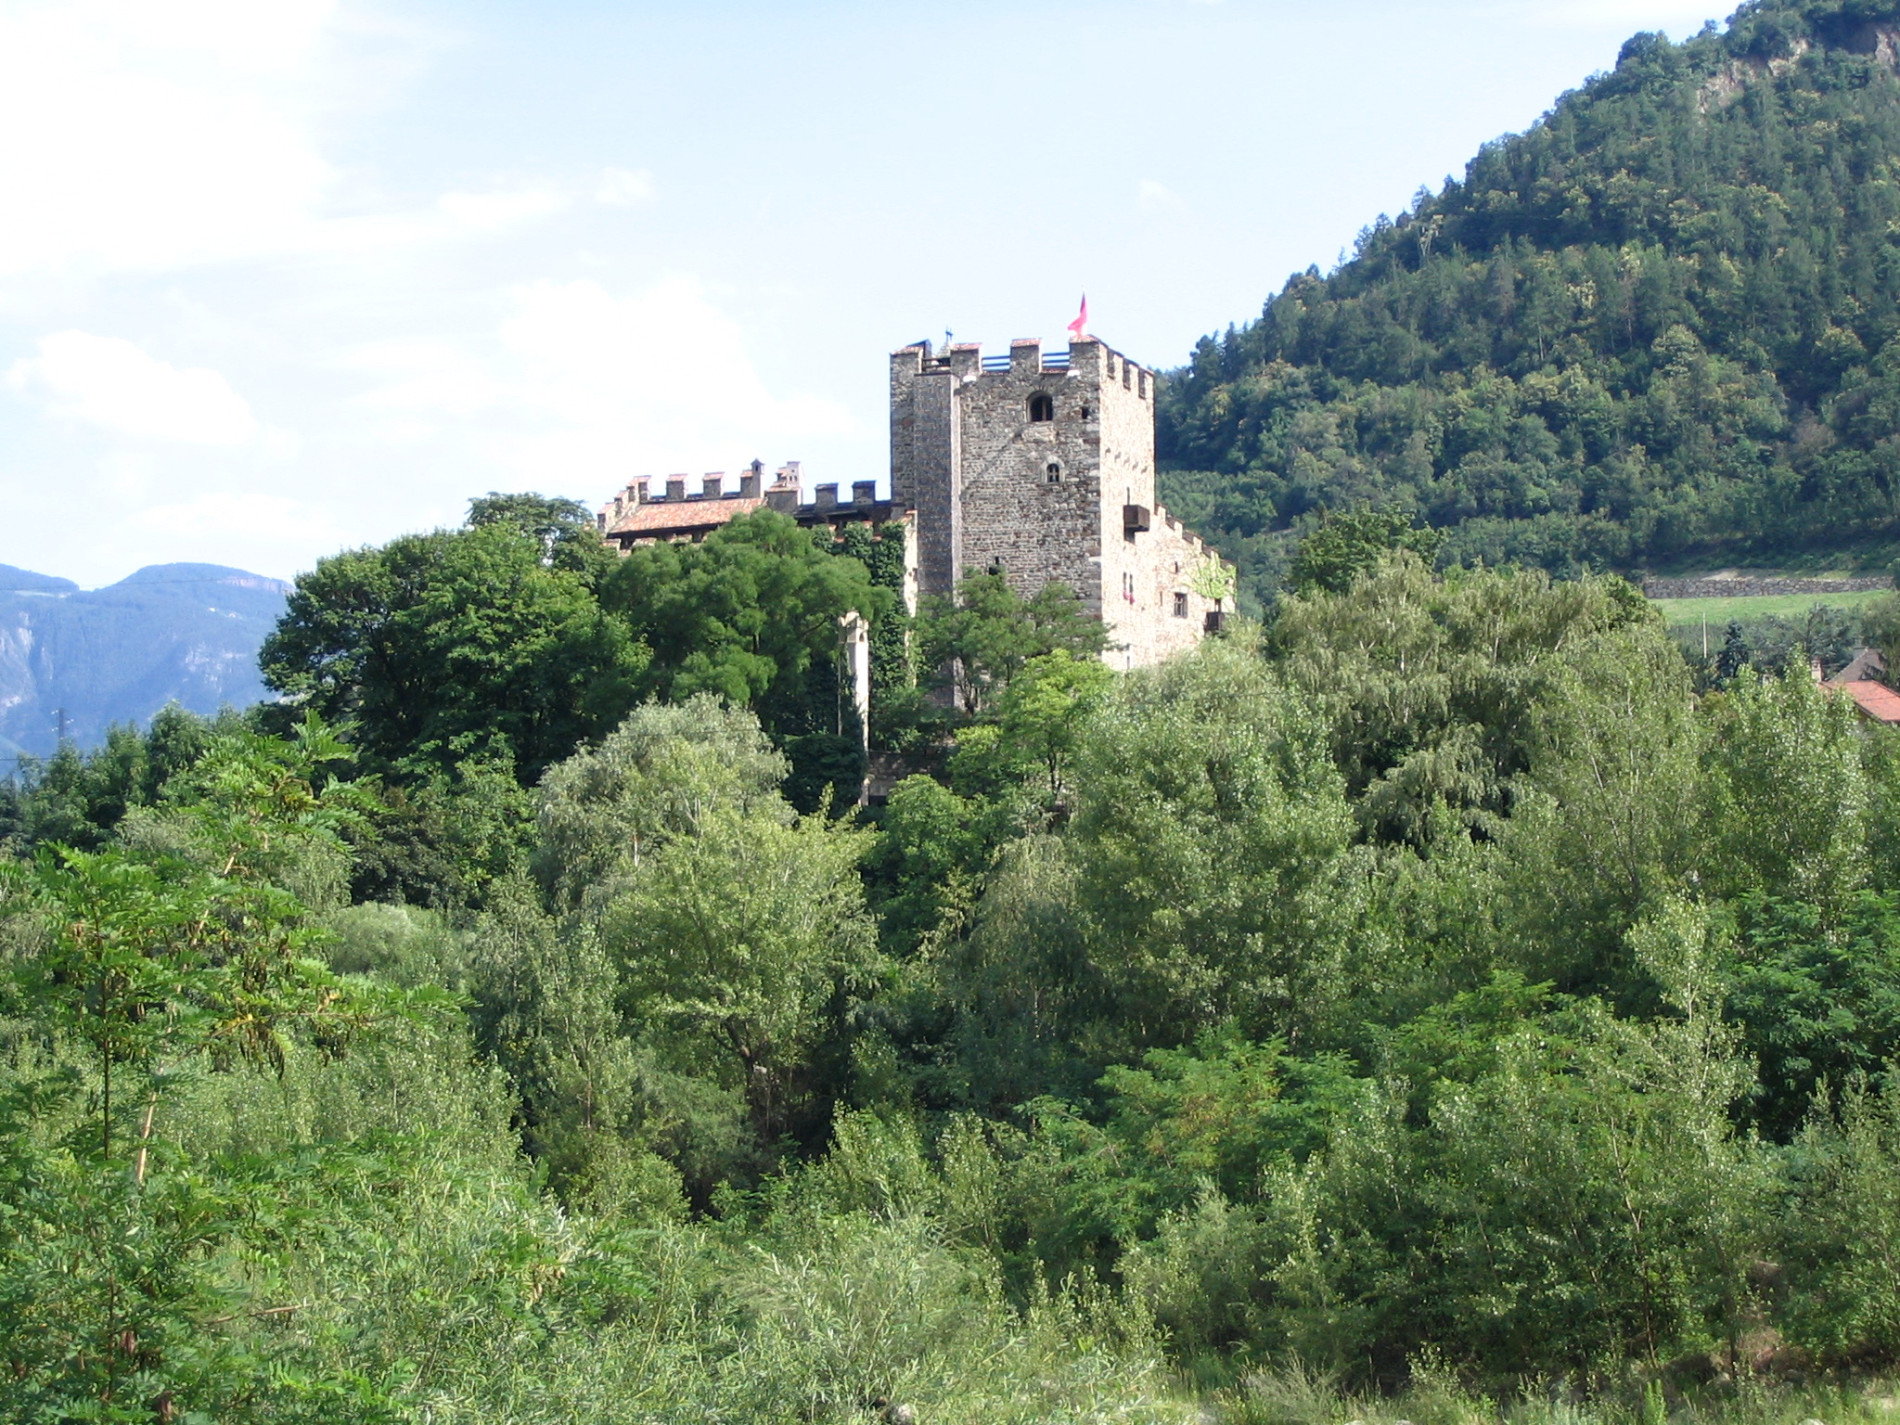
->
606, 496, 765, 539
1840, 679, 1900, 723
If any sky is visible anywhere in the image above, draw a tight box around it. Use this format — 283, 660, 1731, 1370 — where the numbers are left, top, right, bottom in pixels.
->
0, 0, 1738, 589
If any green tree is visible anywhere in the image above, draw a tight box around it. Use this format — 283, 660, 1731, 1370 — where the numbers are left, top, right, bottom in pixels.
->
987, 649, 1115, 805
261, 521, 646, 782
1502, 627, 1704, 996
597, 804, 883, 1144
1705, 667, 1869, 910
1286, 507, 1442, 596
531, 696, 788, 911
914, 572, 1108, 717
606, 509, 889, 717
0, 719, 405, 1419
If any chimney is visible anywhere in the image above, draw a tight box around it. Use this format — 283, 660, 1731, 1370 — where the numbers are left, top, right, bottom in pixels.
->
703, 474, 724, 498
766, 463, 802, 512
852, 480, 876, 507
740, 459, 764, 497
814, 482, 839, 510
665, 475, 686, 502
628, 477, 649, 504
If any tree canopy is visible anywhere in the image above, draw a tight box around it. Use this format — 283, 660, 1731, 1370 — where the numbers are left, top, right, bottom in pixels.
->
260, 518, 645, 782
1160, 0, 1900, 603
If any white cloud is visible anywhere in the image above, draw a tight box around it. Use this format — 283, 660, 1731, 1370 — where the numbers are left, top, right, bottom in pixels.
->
0, 0, 341, 277
7, 331, 260, 445
350, 275, 854, 485
1138, 178, 1185, 214
0, 0, 576, 276
596, 167, 656, 208
437, 187, 570, 231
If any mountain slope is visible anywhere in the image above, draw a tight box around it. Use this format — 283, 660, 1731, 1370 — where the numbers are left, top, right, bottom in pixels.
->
1158, 0, 1900, 606
0, 564, 288, 760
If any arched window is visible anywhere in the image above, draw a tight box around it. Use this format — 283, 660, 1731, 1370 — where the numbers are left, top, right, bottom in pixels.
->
1028, 392, 1055, 423
1046, 462, 1061, 483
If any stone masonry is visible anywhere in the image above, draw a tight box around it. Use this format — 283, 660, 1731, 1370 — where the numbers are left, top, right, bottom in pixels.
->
890, 335, 1230, 668
1641, 576, 1891, 599
597, 331, 1233, 682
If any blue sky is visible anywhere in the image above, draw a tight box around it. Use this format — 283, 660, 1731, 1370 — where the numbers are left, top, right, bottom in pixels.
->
0, 0, 1732, 587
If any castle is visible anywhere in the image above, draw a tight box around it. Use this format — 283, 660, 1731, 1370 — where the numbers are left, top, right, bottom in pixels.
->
598, 332, 1230, 675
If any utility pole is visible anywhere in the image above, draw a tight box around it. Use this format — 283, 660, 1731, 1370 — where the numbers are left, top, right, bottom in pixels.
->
55, 707, 67, 744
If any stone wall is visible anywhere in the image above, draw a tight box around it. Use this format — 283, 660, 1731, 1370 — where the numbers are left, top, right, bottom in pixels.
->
889, 334, 1232, 670
951, 339, 1107, 614
1643, 576, 1891, 599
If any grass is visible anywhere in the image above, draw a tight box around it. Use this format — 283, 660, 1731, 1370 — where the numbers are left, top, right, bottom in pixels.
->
1215, 1367, 1900, 1425
1650, 589, 1890, 632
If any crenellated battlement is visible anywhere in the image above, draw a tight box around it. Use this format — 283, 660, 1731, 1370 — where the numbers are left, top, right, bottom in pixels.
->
890, 336, 1148, 391
890, 326, 1222, 670
598, 457, 911, 556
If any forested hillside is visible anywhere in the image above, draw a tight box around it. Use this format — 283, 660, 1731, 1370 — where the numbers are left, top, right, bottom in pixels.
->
1159, 0, 1900, 608
6, 496, 1900, 1421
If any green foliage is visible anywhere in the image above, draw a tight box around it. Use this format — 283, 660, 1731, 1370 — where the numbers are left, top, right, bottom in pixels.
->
1286, 506, 1443, 595
465, 490, 616, 579
1705, 667, 1870, 906
1778, 1077, 1900, 1364
1159, 3, 1900, 601
531, 695, 788, 911
915, 572, 1108, 717
40, 274, 1900, 1412
1269, 553, 1656, 843
596, 804, 883, 1143
606, 509, 888, 716
261, 521, 645, 783
0, 705, 236, 854
1502, 626, 1705, 993
0, 717, 417, 1418
1726, 891, 1900, 1136
951, 650, 1114, 806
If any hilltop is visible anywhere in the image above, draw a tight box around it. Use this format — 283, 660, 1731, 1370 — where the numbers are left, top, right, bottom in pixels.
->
0, 562, 288, 760
1158, 0, 1900, 607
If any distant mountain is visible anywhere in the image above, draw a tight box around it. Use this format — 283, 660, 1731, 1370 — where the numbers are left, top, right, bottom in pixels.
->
0, 563, 289, 761
1157, 0, 1900, 606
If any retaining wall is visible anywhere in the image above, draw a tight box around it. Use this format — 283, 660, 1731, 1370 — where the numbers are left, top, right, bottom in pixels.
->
1643, 577, 1892, 599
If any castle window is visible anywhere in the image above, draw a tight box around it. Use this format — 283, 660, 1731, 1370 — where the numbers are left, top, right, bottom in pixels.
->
1028, 392, 1055, 423
1046, 462, 1061, 483
1079, 405, 1091, 420
1173, 592, 1189, 619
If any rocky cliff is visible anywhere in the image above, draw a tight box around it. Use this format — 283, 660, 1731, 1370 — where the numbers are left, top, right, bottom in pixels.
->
0, 563, 288, 761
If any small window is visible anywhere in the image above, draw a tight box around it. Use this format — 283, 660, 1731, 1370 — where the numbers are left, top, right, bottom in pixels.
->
1046, 462, 1061, 483
1079, 404, 1092, 420
1028, 392, 1055, 423
1173, 592, 1189, 619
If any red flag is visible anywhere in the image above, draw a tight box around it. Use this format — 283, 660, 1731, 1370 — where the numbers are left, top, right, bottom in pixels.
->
1067, 294, 1088, 338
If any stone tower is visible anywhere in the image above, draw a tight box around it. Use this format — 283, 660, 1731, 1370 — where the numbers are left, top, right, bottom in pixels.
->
890, 334, 1227, 667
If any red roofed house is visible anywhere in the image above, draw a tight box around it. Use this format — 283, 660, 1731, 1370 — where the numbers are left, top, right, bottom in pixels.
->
1819, 648, 1900, 724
